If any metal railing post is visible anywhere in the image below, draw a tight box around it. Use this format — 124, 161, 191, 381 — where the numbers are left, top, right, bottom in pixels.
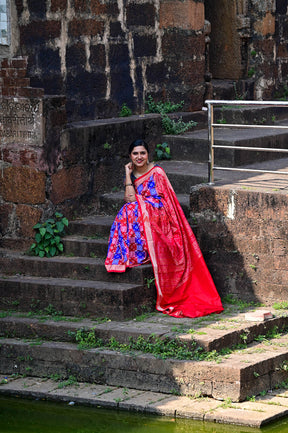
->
207, 102, 214, 184
205, 99, 288, 182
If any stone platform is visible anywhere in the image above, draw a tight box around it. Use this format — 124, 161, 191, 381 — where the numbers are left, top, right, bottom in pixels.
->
2, 376, 288, 428
1, 305, 288, 428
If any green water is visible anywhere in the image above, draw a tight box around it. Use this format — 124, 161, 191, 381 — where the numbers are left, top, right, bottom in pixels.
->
0, 396, 287, 433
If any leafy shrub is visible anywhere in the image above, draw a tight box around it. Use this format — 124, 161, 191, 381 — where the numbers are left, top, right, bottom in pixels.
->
154, 142, 171, 160
119, 103, 132, 117
162, 113, 197, 135
145, 95, 184, 114
30, 212, 68, 258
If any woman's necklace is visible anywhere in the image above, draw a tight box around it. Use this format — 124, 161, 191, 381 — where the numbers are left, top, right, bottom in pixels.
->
133, 163, 153, 178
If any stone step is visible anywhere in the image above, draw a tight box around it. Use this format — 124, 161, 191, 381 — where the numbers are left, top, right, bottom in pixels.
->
212, 102, 288, 124
158, 160, 208, 194
68, 215, 115, 237
99, 191, 190, 217
63, 235, 108, 258
164, 119, 288, 167
0, 310, 287, 353
1, 331, 288, 402
0, 250, 153, 284
0, 275, 155, 320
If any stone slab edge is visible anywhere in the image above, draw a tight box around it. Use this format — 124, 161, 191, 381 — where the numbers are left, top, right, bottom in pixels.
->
1, 376, 288, 428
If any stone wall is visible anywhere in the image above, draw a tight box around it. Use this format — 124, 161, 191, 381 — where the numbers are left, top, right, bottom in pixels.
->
0, 57, 166, 249
0, 57, 67, 249
7, 0, 206, 121
191, 185, 288, 305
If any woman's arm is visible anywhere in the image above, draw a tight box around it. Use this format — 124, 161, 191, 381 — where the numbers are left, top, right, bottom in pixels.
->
124, 162, 136, 202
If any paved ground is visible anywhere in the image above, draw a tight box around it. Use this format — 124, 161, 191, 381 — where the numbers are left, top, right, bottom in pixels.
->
1, 306, 288, 428
214, 157, 288, 192
160, 157, 288, 193
1, 374, 288, 428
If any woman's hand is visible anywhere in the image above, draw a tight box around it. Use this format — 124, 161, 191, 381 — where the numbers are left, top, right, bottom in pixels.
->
125, 162, 133, 176
124, 162, 136, 202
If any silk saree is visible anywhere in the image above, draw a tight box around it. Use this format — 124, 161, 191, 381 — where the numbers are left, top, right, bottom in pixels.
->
105, 165, 223, 318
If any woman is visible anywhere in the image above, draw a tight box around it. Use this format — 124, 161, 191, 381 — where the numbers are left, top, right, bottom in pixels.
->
105, 139, 223, 318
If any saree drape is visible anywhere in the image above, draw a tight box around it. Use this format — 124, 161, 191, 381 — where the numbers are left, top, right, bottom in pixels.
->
105, 166, 223, 318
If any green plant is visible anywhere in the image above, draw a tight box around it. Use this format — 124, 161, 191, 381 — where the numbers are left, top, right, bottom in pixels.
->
247, 395, 256, 402
216, 117, 227, 124
145, 95, 184, 114
119, 103, 132, 117
233, 82, 246, 100
273, 301, 288, 310
275, 83, 288, 100
240, 332, 249, 344
218, 397, 236, 409
75, 328, 103, 349
154, 142, 171, 161
161, 113, 197, 135
248, 67, 255, 78
145, 95, 197, 135
103, 142, 111, 150
57, 375, 78, 389
145, 277, 155, 288
30, 213, 68, 258
43, 304, 63, 317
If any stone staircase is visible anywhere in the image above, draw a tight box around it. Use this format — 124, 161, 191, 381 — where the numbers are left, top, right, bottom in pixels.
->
0, 215, 155, 320
1, 106, 288, 404
1, 304, 288, 402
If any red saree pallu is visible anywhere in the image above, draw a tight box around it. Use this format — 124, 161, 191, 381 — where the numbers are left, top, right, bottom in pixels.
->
105, 166, 223, 318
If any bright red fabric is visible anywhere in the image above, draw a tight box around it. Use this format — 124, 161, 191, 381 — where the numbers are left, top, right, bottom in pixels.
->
106, 165, 223, 318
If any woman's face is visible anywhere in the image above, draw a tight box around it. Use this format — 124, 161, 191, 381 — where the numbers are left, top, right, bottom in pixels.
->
130, 145, 149, 168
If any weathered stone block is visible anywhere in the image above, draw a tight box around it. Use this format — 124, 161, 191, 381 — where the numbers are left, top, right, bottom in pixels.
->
0, 97, 44, 146
0, 166, 46, 204
0, 204, 13, 235
18, 87, 45, 98
109, 21, 125, 38
50, 0, 67, 13
15, 0, 24, 15
160, 0, 204, 31
133, 35, 157, 58
26, 0, 47, 18
2, 77, 30, 88
126, 4, 156, 27
89, 45, 106, 70
37, 47, 61, 72
50, 166, 90, 204
20, 21, 61, 45
10, 58, 28, 69
109, 44, 130, 69
16, 205, 43, 238
162, 31, 205, 59
276, 0, 288, 14
66, 42, 86, 68
1, 146, 40, 168
68, 19, 104, 37
254, 12, 275, 36
146, 62, 166, 83
73, 0, 90, 12
91, 0, 118, 16
0, 68, 27, 79
2, 87, 17, 97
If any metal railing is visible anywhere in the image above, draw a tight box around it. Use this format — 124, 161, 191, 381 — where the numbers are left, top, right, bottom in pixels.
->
205, 100, 288, 184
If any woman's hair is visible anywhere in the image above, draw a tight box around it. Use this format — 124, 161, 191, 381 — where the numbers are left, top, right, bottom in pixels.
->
129, 139, 149, 155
